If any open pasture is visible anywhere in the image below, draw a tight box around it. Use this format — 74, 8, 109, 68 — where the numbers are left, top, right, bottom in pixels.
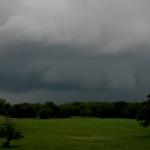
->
0, 118, 150, 150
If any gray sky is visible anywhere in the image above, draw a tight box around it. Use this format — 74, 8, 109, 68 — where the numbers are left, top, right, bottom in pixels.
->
0, 0, 150, 103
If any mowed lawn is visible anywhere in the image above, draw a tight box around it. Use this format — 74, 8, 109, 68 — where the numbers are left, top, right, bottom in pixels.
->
0, 118, 150, 150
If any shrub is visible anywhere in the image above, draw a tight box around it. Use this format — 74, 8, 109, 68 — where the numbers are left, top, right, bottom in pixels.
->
0, 119, 23, 147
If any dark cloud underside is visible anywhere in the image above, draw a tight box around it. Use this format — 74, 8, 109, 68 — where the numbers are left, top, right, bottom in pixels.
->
0, 0, 150, 103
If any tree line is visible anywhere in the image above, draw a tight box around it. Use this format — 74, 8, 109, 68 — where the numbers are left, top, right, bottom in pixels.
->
0, 98, 143, 119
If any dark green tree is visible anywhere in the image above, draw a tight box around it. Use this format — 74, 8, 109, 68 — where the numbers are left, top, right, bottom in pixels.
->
0, 98, 11, 116
0, 119, 23, 147
11, 103, 42, 118
37, 102, 59, 119
37, 108, 53, 119
137, 95, 150, 127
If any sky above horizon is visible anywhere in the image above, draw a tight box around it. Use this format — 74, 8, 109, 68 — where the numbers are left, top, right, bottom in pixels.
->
0, 0, 150, 103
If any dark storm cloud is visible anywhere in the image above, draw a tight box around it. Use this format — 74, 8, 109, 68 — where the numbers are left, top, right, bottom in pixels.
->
0, 0, 150, 102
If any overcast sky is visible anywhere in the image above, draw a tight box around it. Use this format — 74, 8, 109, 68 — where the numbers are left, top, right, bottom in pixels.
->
0, 0, 150, 103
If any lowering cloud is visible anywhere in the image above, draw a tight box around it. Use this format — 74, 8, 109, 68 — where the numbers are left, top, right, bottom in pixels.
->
0, 0, 150, 103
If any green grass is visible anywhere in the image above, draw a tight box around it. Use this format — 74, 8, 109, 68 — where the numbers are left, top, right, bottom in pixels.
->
0, 118, 150, 150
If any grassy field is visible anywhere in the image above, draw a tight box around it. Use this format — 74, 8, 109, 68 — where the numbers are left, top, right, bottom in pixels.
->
0, 118, 150, 150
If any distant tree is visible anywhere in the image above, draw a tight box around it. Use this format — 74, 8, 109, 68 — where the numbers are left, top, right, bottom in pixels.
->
112, 101, 127, 118
0, 119, 23, 147
137, 95, 150, 127
37, 102, 59, 119
124, 102, 141, 119
95, 102, 114, 118
37, 108, 53, 119
0, 98, 12, 116
11, 103, 41, 118
58, 104, 72, 118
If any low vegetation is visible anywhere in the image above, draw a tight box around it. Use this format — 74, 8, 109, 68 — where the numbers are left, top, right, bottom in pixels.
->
0, 119, 23, 147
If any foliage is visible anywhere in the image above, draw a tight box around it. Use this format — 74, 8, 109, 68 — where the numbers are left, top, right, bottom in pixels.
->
11, 103, 42, 118
37, 102, 59, 119
0, 97, 145, 119
137, 95, 150, 127
0, 119, 23, 147
0, 98, 11, 116
37, 108, 53, 119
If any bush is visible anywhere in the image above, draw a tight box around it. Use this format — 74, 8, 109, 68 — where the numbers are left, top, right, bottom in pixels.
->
0, 119, 24, 147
